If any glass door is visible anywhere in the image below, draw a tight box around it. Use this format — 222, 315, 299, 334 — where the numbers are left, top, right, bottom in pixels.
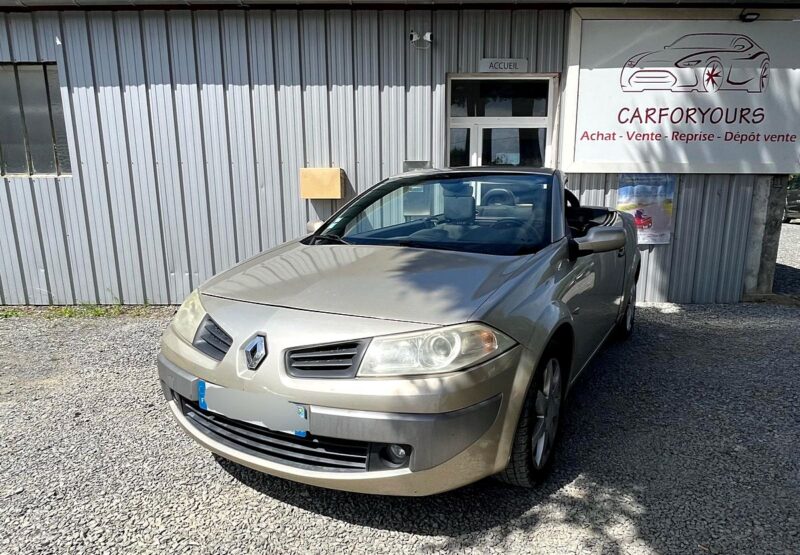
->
479, 127, 547, 167
447, 75, 557, 168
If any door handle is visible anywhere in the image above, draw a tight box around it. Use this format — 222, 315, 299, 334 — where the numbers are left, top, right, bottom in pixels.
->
617, 247, 625, 257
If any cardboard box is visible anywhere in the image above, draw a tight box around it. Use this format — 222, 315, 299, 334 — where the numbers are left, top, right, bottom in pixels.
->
299, 167, 344, 199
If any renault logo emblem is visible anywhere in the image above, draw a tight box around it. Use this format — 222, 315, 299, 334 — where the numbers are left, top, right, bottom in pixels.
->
244, 335, 267, 370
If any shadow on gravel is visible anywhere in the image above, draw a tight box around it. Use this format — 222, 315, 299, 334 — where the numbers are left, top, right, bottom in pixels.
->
216, 455, 575, 537
220, 305, 799, 553
773, 263, 800, 296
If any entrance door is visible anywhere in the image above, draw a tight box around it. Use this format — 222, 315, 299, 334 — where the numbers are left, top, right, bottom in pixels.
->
447, 76, 557, 168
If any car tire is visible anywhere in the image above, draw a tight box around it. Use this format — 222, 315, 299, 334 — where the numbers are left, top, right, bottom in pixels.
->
615, 282, 636, 341
496, 352, 565, 488
758, 61, 770, 92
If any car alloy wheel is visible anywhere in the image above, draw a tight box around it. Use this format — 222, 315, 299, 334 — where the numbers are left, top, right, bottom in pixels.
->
703, 60, 723, 92
531, 357, 562, 470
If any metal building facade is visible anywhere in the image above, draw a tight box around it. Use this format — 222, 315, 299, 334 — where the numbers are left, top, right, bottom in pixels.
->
0, 8, 775, 305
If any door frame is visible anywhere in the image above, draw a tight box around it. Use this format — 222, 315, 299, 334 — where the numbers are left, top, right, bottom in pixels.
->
446, 73, 560, 168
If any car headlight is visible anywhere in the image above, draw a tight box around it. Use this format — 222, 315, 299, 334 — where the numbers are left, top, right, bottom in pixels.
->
358, 323, 515, 377
170, 289, 206, 342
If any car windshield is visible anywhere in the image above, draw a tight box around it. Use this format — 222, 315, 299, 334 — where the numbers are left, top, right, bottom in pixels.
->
667, 34, 739, 50
313, 173, 553, 256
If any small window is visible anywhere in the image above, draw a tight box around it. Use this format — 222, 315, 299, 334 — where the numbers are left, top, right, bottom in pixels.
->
450, 79, 549, 118
0, 63, 71, 176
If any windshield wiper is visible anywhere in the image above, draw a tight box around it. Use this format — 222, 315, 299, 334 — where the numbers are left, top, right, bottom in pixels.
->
311, 234, 351, 245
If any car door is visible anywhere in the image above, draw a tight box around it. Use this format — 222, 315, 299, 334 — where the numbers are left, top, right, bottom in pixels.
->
559, 183, 626, 370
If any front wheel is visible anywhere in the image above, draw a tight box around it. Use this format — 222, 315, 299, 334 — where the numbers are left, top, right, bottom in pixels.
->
497, 355, 564, 487
615, 282, 636, 340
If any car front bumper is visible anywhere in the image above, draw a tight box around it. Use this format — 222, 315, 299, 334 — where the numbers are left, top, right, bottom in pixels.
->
158, 342, 534, 496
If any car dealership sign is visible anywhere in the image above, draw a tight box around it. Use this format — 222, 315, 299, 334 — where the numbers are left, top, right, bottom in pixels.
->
562, 14, 800, 173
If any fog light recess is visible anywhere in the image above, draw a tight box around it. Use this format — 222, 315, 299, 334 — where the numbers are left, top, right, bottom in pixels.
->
369, 443, 413, 470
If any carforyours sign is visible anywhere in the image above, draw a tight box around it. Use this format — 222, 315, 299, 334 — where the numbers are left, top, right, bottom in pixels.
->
561, 9, 800, 173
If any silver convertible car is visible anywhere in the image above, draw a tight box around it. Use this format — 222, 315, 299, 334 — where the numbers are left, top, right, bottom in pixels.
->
158, 168, 640, 496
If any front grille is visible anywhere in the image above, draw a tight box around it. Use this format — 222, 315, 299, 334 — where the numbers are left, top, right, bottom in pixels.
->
178, 396, 369, 472
193, 316, 233, 362
286, 340, 368, 378
631, 70, 677, 86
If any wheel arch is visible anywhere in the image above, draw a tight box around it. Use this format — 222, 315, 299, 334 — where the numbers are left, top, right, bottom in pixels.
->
542, 322, 575, 395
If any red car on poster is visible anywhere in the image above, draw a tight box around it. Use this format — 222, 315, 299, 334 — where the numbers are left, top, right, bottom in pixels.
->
634, 209, 653, 230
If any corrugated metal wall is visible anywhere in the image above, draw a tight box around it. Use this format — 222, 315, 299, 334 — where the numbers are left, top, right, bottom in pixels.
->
0, 8, 765, 305
566, 173, 761, 303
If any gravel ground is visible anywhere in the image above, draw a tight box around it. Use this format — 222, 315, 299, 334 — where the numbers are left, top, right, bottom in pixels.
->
1, 305, 799, 554
774, 222, 800, 296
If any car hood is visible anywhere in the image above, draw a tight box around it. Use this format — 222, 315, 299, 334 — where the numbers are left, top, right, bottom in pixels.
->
199, 241, 534, 326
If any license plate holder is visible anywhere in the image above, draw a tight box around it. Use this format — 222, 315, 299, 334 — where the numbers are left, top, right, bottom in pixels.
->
197, 380, 309, 436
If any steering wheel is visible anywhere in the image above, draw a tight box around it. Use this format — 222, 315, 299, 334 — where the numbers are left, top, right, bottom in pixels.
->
484, 188, 516, 206
492, 218, 525, 229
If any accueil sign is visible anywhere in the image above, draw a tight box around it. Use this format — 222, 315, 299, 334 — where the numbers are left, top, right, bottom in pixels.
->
562, 12, 800, 174
479, 58, 529, 73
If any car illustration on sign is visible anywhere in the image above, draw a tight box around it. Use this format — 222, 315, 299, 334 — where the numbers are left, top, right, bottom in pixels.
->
620, 33, 770, 93
633, 209, 653, 230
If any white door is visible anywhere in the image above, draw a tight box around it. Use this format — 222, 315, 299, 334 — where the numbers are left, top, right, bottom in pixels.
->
447, 75, 558, 168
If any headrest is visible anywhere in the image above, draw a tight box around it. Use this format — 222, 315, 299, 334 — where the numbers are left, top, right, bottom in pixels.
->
444, 195, 476, 222
442, 183, 474, 197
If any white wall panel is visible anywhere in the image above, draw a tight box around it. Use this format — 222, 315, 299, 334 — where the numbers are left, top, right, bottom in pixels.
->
0, 179, 29, 304
115, 11, 169, 303
192, 10, 234, 274
62, 12, 120, 303
300, 10, 333, 221
379, 10, 405, 179
31, 178, 73, 304
167, 11, 212, 287
6, 178, 49, 304
88, 12, 145, 303
140, 11, 191, 301
326, 9, 356, 209
273, 10, 307, 238
353, 10, 380, 193
406, 10, 432, 164
222, 10, 260, 261
247, 11, 284, 249
431, 10, 459, 169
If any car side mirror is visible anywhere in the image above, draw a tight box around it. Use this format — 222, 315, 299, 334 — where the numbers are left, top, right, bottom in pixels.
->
570, 227, 626, 258
306, 220, 324, 233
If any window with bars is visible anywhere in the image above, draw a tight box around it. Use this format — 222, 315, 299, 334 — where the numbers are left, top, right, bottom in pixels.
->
0, 63, 71, 176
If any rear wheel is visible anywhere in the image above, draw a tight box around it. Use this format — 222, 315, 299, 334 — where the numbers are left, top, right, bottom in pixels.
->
497, 354, 564, 487
703, 59, 723, 93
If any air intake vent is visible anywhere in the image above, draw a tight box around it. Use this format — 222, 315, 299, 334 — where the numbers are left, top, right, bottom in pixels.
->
178, 395, 369, 472
193, 316, 233, 362
286, 340, 367, 378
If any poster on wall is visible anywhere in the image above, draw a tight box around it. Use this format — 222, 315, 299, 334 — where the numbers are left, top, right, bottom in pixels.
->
617, 174, 676, 244
563, 14, 800, 174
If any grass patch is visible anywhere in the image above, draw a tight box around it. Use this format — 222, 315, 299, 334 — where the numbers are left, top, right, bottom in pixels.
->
0, 308, 22, 318
46, 304, 138, 318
